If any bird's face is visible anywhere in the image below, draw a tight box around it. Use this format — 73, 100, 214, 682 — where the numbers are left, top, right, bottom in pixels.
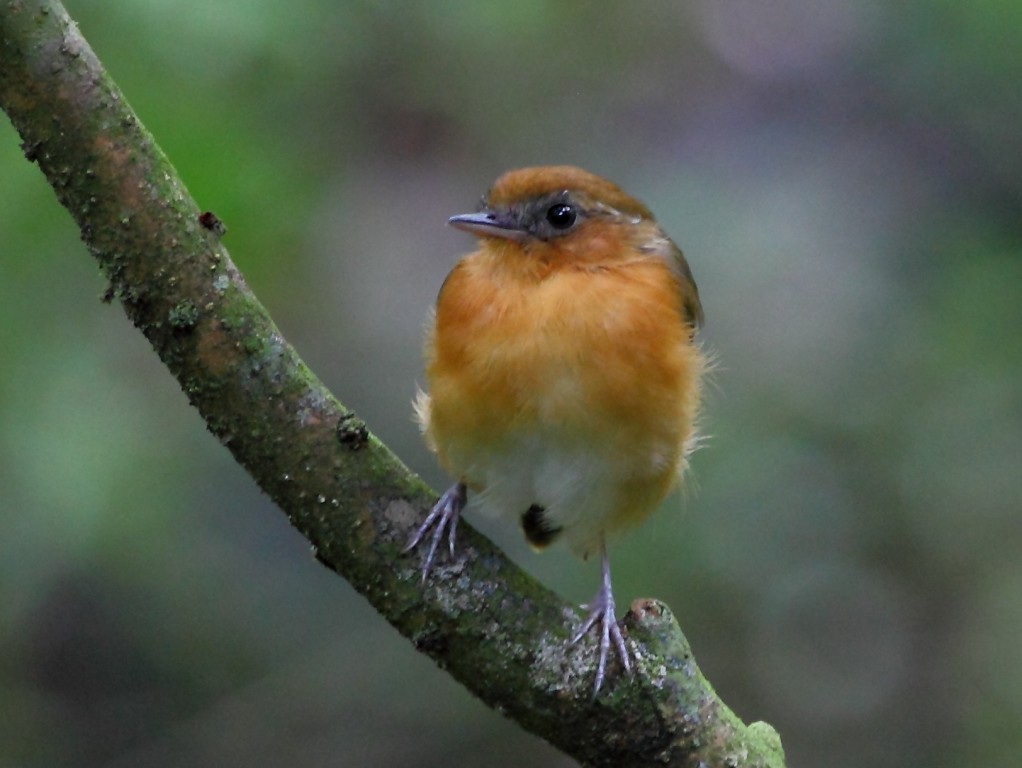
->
447, 166, 703, 325
448, 166, 662, 273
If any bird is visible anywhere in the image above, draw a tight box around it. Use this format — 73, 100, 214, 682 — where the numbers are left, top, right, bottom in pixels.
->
407, 165, 705, 694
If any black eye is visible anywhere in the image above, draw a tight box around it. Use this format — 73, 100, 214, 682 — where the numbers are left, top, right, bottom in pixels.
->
545, 203, 577, 230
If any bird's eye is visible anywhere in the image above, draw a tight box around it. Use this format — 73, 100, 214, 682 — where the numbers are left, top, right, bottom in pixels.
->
545, 203, 577, 230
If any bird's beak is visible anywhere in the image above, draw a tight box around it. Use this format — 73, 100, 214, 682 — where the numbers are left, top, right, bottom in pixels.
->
448, 212, 528, 242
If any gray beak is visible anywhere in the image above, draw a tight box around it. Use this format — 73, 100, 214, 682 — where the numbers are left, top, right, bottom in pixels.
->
448, 211, 528, 242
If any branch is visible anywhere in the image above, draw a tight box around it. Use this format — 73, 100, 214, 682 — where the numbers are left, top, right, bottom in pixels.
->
0, 2, 785, 765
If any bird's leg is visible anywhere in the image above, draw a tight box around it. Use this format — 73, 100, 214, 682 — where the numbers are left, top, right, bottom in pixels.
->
570, 539, 632, 695
404, 481, 466, 583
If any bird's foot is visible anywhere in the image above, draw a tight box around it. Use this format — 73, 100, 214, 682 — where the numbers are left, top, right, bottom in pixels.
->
570, 545, 632, 696
405, 481, 466, 582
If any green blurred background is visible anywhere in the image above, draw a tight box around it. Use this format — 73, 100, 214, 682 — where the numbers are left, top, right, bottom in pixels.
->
2, 1, 1020, 766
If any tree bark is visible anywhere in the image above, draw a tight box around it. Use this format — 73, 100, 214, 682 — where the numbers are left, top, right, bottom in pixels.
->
0, 2, 785, 765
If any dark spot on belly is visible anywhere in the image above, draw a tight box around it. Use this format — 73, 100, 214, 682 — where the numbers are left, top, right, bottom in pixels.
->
521, 504, 562, 548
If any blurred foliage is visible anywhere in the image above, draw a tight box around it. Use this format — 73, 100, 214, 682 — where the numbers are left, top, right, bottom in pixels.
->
2, 1, 1020, 766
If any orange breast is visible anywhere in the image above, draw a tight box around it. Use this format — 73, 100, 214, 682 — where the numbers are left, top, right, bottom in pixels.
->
422, 246, 703, 554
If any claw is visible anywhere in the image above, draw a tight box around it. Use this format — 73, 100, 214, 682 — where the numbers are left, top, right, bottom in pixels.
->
570, 540, 632, 696
405, 481, 466, 582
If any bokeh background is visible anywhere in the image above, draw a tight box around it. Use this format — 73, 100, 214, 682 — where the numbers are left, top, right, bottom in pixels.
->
2, 1, 1021, 766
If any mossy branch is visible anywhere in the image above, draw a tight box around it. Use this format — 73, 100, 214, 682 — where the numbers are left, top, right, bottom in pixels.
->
0, 2, 785, 765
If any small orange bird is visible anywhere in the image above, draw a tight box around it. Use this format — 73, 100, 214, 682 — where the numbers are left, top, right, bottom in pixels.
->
408, 165, 705, 694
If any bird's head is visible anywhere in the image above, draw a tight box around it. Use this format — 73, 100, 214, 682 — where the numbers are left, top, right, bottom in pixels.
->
448, 165, 702, 325
449, 165, 652, 245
